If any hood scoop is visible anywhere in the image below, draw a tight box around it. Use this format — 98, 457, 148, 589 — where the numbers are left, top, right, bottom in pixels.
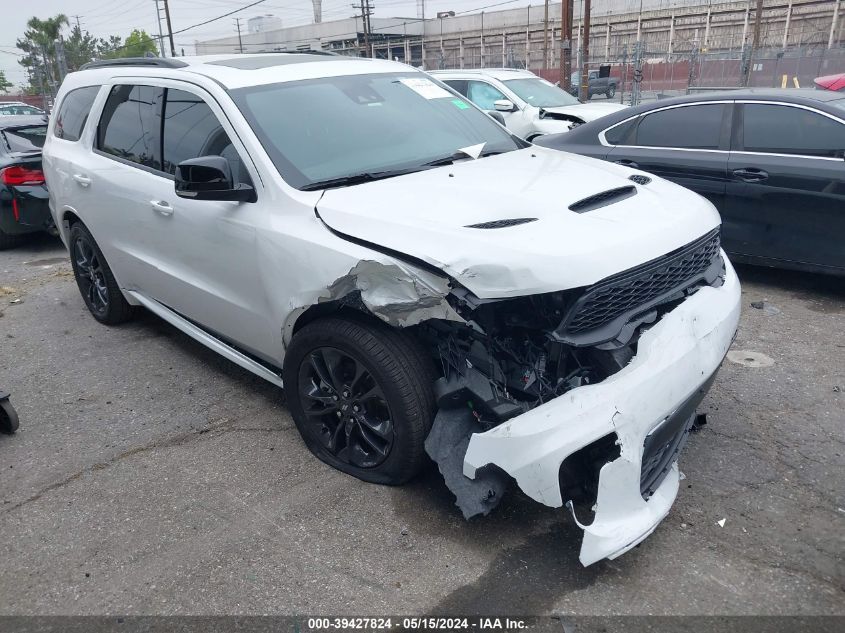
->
569, 185, 637, 214
629, 174, 652, 185
466, 218, 538, 229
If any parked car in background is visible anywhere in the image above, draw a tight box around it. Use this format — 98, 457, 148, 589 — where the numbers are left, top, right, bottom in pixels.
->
430, 68, 626, 140
0, 102, 46, 116
569, 69, 618, 99
814, 72, 845, 92
535, 89, 845, 276
44, 54, 739, 566
0, 115, 53, 249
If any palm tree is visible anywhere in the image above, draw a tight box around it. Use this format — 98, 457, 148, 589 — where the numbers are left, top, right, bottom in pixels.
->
16, 14, 69, 92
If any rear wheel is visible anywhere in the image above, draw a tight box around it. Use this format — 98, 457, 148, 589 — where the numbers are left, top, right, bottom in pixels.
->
606, 84, 616, 99
69, 223, 133, 325
283, 316, 436, 485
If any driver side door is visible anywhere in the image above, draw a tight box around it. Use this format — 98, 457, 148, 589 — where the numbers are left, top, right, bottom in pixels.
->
147, 85, 275, 358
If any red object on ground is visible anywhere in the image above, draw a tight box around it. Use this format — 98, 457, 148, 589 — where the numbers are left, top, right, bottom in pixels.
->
813, 73, 845, 92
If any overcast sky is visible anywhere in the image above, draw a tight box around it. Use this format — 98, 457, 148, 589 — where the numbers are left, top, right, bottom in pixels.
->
0, 0, 535, 91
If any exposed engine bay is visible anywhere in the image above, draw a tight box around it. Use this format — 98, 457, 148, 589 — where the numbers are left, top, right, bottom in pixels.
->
418, 228, 725, 518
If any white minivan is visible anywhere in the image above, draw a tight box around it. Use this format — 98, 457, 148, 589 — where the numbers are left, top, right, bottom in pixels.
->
42, 53, 740, 566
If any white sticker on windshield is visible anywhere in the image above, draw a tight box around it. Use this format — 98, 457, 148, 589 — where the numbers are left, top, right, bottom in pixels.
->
399, 77, 452, 100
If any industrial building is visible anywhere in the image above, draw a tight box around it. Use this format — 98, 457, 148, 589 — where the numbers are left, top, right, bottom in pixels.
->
195, 0, 842, 71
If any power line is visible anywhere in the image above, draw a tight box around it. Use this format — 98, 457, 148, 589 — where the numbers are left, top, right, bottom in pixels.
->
171, 0, 269, 36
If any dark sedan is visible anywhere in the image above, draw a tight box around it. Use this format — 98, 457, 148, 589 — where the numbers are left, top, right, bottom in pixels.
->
0, 115, 53, 249
535, 89, 845, 276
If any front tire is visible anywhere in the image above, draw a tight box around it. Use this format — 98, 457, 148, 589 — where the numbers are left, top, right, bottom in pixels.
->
69, 223, 133, 325
607, 84, 616, 99
283, 316, 436, 485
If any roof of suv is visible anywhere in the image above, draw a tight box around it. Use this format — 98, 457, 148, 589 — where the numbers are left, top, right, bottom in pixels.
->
428, 68, 537, 81
69, 53, 415, 90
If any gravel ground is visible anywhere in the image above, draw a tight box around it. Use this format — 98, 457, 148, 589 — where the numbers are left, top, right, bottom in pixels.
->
0, 235, 842, 615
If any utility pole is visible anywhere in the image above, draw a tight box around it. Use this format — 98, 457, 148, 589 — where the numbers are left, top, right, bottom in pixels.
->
744, 0, 764, 86
163, 0, 176, 57
55, 38, 68, 81
153, 0, 166, 57
579, 0, 591, 101
542, 0, 549, 71
70, 15, 82, 31
353, 0, 374, 58
234, 17, 244, 53
559, 0, 573, 90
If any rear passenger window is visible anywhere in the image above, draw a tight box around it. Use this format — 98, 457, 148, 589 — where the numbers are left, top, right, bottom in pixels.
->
54, 86, 100, 141
741, 104, 845, 158
97, 84, 163, 171
636, 104, 724, 150
162, 89, 249, 183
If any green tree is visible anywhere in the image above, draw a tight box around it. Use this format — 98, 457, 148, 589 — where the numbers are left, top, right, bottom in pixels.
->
63, 24, 100, 71
105, 30, 158, 59
0, 71, 12, 94
16, 14, 69, 92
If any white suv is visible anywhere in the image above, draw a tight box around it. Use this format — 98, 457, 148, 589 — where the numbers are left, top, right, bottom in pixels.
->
43, 54, 740, 566
430, 68, 627, 140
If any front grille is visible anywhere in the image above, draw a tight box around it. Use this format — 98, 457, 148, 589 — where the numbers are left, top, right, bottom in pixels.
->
569, 186, 637, 213
559, 229, 722, 343
466, 218, 538, 229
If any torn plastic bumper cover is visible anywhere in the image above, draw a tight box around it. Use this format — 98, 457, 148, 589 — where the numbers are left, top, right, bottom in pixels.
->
450, 256, 741, 565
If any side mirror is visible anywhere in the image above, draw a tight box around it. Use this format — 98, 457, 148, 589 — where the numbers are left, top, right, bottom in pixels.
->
175, 156, 256, 203
493, 99, 516, 112
486, 110, 506, 126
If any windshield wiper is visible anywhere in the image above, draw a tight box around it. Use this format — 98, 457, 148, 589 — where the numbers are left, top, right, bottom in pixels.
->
300, 168, 416, 191
423, 148, 510, 167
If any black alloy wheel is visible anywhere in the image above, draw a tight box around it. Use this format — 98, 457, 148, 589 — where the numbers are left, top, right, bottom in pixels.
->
284, 316, 436, 485
73, 233, 109, 318
298, 346, 394, 469
68, 223, 133, 325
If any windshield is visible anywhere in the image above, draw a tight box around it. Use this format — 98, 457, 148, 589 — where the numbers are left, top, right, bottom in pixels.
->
1, 125, 47, 152
0, 105, 44, 116
504, 78, 580, 107
232, 72, 522, 189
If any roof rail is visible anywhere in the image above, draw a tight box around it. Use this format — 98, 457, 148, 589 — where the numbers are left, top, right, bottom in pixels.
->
79, 57, 189, 71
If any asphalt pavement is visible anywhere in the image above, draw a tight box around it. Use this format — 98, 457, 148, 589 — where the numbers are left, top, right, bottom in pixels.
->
1, 234, 842, 615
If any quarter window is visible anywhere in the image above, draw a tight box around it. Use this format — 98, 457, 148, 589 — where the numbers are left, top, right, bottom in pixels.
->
740, 104, 845, 158
466, 81, 507, 110
54, 86, 100, 141
636, 104, 724, 150
162, 89, 248, 183
604, 118, 637, 145
97, 84, 163, 170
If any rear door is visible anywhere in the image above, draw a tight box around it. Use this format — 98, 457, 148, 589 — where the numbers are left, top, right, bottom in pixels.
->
606, 102, 732, 212
43, 85, 103, 236
725, 101, 845, 271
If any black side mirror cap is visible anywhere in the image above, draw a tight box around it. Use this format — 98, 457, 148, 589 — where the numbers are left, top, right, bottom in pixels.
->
175, 155, 256, 203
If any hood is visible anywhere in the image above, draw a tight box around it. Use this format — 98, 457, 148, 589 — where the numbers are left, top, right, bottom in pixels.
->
542, 102, 628, 122
316, 147, 720, 299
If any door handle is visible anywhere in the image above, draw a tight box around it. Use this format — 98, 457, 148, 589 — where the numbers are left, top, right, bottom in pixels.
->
614, 159, 640, 169
732, 168, 769, 182
72, 174, 91, 187
150, 200, 173, 216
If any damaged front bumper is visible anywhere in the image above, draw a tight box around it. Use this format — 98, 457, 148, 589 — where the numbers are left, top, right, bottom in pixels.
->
461, 254, 741, 566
